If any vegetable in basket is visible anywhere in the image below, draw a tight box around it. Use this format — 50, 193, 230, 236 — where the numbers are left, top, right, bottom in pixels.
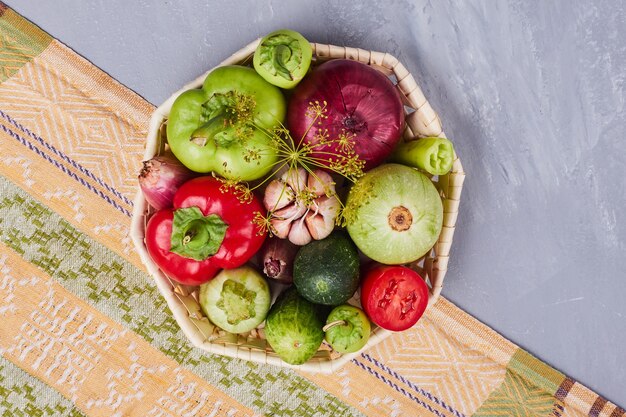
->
265, 288, 325, 365
288, 59, 405, 171
293, 231, 360, 306
263, 167, 340, 246
167, 65, 286, 180
391, 137, 455, 176
323, 305, 370, 353
361, 265, 429, 331
199, 266, 271, 333
261, 237, 299, 284
144, 176, 266, 285
253, 29, 312, 89
344, 164, 443, 264
138, 154, 196, 210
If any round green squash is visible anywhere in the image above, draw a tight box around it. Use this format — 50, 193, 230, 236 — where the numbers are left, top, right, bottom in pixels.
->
293, 232, 360, 306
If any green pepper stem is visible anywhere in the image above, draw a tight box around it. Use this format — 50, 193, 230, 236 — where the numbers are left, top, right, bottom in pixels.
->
190, 114, 224, 147
189, 136, 208, 147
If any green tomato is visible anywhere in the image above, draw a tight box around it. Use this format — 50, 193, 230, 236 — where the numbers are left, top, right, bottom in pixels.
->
253, 29, 312, 89
324, 305, 370, 353
167, 65, 286, 180
199, 266, 271, 334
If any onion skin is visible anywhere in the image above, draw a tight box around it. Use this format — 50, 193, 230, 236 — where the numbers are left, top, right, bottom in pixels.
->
139, 155, 195, 210
288, 59, 405, 171
261, 238, 299, 284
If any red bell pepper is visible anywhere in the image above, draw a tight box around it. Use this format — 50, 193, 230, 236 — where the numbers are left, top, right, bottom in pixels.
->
145, 176, 266, 285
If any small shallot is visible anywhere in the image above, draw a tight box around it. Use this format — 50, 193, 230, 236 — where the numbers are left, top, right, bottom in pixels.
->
138, 154, 195, 210
261, 238, 299, 284
263, 168, 340, 245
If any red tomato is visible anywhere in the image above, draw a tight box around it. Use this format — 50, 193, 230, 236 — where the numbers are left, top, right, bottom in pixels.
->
360, 265, 429, 331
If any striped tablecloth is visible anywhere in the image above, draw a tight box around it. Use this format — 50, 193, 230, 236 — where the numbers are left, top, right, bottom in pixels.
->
0, 4, 623, 416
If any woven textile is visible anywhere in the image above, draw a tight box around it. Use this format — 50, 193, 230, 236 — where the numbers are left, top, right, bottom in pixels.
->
0, 4, 622, 416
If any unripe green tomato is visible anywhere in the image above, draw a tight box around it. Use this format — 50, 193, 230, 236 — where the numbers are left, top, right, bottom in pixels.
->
253, 29, 312, 89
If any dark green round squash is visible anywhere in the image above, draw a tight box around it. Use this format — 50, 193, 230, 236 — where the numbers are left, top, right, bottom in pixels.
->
293, 232, 360, 305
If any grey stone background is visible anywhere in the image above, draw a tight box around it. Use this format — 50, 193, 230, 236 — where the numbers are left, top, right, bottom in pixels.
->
7, 0, 625, 403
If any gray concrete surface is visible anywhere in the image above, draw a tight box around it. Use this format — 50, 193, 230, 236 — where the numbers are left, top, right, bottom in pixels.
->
7, 0, 625, 403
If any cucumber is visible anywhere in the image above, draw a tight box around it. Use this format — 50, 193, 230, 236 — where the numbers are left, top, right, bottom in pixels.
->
265, 288, 325, 365
293, 231, 360, 305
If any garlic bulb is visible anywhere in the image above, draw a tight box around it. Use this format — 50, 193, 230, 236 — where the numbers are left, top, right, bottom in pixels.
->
263, 168, 340, 245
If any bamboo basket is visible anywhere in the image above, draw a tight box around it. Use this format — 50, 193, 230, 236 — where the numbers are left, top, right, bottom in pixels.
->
130, 38, 465, 373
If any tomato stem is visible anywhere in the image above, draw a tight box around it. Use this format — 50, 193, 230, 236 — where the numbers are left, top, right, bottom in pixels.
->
322, 320, 346, 332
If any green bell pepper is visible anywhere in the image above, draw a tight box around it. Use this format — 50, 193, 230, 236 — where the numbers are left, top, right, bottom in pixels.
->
167, 65, 286, 180
391, 137, 455, 176
253, 29, 312, 89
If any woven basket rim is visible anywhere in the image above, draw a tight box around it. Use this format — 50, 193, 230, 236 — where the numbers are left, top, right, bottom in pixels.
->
130, 37, 465, 373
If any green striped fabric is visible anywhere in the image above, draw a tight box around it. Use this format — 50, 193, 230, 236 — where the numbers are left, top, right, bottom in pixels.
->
0, 175, 364, 417
0, 356, 86, 417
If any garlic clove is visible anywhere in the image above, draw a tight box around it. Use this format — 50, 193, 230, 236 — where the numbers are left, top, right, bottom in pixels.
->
307, 195, 341, 218
305, 196, 340, 240
282, 167, 308, 193
289, 218, 313, 245
271, 202, 307, 239
319, 195, 341, 218
263, 179, 294, 211
307, 169, 335, 196
305, 212, 331, 240
270, 217, 292, 239
274, 202, 307, 221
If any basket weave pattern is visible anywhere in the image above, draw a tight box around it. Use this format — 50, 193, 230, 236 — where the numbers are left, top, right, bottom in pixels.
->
130, 39, 465, 373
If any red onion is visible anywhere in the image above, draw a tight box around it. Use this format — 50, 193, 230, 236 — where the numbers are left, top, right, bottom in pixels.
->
261, 238, 299, 284
138, 154, 195, 210
288, 59, 405, 171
